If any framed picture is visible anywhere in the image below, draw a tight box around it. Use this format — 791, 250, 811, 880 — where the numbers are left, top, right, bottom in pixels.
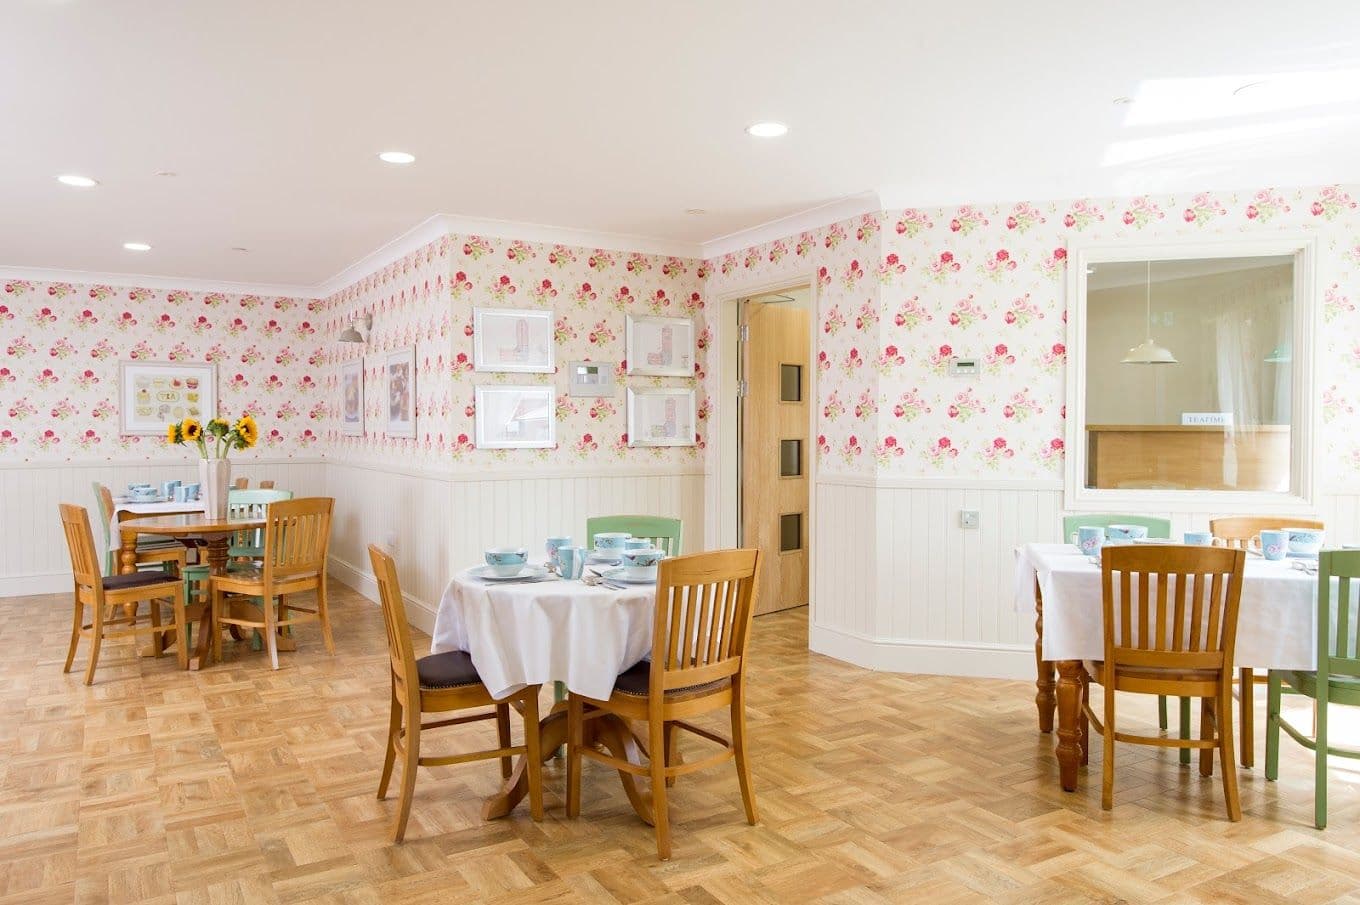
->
118, 360, 216, 435
625, 315, 694, 377
385, 347, 417, 438
474, 384, 556, 449
340, 359, 364, 436
627, 387, 696, 447
473, 307, 555, 373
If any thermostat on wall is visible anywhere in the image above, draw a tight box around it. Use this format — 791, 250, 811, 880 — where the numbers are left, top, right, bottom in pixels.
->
568, 361, 616, 397
948, 357, 980, 377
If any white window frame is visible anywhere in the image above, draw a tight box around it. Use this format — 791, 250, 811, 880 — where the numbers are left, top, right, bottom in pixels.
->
1064, 236, 1319, 514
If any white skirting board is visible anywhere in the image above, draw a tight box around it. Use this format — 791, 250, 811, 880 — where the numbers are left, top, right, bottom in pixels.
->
326, 552, 437, 636
809, 621, 1032, 680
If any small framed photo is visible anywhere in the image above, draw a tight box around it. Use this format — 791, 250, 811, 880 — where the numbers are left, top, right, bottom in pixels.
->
385, 346, 417, 438
119, 360, 216, 435
475, 384, 556, 449
340, 359, 364, 436
627, 387, 696, 447
625, 315, 694, 377
473, 307, 555, 373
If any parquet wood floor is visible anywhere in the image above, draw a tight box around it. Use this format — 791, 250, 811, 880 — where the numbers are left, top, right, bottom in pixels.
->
6, 586, 1360, 904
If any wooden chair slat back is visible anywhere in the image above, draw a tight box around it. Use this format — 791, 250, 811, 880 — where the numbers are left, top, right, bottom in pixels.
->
368, 545, 418, 698
649, 549, 759, 691
59, 504, 103, 593
1209, 516, 1325, 549
586, 515, 684, 557
261, 497, 332, 581
1101, 545, 1245, 668
232, 477, 249, 489
1319, 550, 1360, 676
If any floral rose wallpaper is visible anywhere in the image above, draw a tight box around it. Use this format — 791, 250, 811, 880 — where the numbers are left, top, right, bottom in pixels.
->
704, 184, 1360, 486
0, 280, 323, 461
322, 233, 708, 469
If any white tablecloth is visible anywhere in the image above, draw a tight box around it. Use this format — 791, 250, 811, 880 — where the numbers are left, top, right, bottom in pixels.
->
110, 499, 205, 554
1014, 542, 1325, 670
432, 570, 656, 700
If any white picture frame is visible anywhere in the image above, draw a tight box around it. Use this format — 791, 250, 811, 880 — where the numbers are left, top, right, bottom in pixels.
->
627, 387, 696, 447
385, 346, 417, 438
340, 359, 364, 436
625, 315, 694, 377
474, 384, 556, 449
118, 360, 216, 435
473, 307, 555, 373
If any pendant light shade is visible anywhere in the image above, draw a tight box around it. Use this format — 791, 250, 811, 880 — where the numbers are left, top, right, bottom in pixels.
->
1121, 261, 1178, 365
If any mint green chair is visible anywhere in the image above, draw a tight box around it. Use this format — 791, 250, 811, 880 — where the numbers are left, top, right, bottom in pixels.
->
1266, 549, 1360, 829
227, 489, 293, 559
1061, 514, 1177, 734
584, 515, 683, 557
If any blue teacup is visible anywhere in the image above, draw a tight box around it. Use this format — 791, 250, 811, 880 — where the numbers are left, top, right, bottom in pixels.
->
624, 538, 652, 551
594, 532, 631, 552
619, 547, 664, 580
1106, 524, 1149, 542
557, 545, 588, 580
183, 483, 201, 501
1076, 526, 1104, 556
1260, 530, 1289, 561
162, 480, 181, 498
485, 546, 528, 577
545, 535, 572, 569
1287, 528, 1324, 556
1183, 531, 1212, 546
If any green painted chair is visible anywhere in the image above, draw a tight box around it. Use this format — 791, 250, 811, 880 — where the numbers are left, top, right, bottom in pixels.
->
1060, 514, 1177, 734
1266, 549, 1360, 829
227, 488, 294, 559
584, 515, 683, 557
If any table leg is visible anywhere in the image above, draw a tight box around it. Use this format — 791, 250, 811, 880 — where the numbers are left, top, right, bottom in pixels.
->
1240, 667, 1254, 768
1035, 579, 1055, 733
1056, 660, 1084, 792
482, 701, 654, 825
187, 536, 231, 671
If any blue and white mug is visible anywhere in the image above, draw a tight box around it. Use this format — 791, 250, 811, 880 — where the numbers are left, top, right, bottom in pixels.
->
545, 535, 572, 569
1183, 531, 1212, 546
1076, 526, 1104, 556
557, 545, 588, 580
1259, 529, 1289, 561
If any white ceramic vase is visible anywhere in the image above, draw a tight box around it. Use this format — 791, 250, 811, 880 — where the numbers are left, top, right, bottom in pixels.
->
199, 457, 231, 520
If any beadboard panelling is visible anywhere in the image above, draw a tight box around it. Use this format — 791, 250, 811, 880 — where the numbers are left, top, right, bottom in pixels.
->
0, 459, 326, 595
323, 460, 706, 625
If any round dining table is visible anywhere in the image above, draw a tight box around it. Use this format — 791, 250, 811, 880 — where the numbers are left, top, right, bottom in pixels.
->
434, 568, 664, 822
119, 513, 266, 670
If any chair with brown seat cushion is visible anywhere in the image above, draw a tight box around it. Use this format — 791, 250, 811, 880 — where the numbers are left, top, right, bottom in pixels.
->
58, 503, 188, 684
1210, 515, 1326, 768
368, 544, 543, 841
210, 497, 335, 669
1080, 544, 1246, 820
565, 548, 762, 860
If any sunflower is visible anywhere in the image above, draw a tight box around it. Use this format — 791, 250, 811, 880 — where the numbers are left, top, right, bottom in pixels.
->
181, 418, 202, 441
234, 415, 258, 448
166, 422, 182, 445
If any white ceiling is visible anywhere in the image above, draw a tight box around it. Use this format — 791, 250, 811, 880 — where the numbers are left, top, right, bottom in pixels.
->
4, 0, 1360, 289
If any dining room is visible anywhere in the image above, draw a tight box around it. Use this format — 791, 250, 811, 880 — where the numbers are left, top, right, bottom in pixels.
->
6, 1, 1360, 902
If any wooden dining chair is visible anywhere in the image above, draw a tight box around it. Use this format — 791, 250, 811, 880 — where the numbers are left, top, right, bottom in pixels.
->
59, 504, 188, 684
1211, 515, 1326, 768
210, 497, 335, 669
226, 488, 293, 560
232, 477, 249, 490
94, 482, 188, 577
1266, 549, 1360, 829
1081, 544, 1246, 820
585, 515, 683, 556
566, 548, 761, 860
258, 480, 275, 489
368, 545, 542, 841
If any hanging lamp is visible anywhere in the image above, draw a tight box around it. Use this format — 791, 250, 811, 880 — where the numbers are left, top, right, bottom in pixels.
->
1121, 260, 1178, 364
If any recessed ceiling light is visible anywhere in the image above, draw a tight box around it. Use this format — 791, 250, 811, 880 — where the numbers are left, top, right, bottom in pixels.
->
1112, 96, 1133, 105
378, 150, 416, 164
685, 208, 707, 215
123, 242, 151, 252
1233, 80, 1269, 96
56, 174, 98, 188
231, 246, 250, 252
154, 170, 177, 177
745, 121, 788, 138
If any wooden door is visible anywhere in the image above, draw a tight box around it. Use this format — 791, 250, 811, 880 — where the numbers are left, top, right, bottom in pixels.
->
740, 299, 810, 615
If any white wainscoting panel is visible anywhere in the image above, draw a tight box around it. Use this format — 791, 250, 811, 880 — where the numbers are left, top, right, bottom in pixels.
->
0, 459, 326, 596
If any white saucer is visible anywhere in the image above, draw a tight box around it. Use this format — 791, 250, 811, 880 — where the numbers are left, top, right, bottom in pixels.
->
469, 564, 551, 581
587, 549, 624, 564
602, 566, 656, 584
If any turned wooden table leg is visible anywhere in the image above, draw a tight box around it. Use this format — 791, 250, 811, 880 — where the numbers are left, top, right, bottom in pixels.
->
1035, 579, 1055, 733
187, 535, 231, 671
119, 527, 138, 574
1056, 660, 1084, 792
1239, 667, 1254, 768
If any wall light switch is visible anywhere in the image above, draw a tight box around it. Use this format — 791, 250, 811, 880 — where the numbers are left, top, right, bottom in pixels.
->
569, 361, 616, 397
959, 510, 980, 529
948, 357, 980, 378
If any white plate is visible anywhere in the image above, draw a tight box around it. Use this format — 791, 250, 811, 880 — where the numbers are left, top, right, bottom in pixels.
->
468, 564, 551, 582
602, 566, 656, 585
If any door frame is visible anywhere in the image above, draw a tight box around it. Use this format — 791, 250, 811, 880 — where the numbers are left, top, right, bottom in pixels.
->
706, 274, 820, 619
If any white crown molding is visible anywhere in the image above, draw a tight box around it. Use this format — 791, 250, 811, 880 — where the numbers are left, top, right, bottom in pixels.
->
698, 191, 881, 260
0, 264, 319, 299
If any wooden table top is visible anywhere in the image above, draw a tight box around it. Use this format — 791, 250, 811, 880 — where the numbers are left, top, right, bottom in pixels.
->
119, 513, 265, 535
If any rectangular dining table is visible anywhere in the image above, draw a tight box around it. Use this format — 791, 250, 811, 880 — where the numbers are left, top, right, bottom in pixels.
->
1015, 542, 1330, 791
